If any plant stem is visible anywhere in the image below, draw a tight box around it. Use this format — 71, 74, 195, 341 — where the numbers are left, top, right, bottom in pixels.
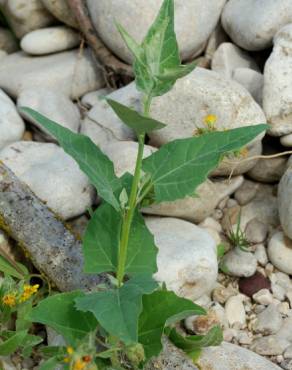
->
116, 94, 152, 287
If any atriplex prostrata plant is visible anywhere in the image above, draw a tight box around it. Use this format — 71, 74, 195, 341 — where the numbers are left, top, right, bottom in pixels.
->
19, 0, 267, 368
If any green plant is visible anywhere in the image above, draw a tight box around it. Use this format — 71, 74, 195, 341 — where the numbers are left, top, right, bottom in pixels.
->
19, 0, 267, 368
227, 211, 250, 251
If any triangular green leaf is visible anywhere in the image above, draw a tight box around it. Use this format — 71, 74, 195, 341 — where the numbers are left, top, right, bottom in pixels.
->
106, 99, 166, 135
20, 107, 121, 211
116, 22, 144, 63
138, 290, 205, 361
142, 124, 267, 203
29, 291, 98, 346
156, 63, 196, 81
83, 203, 157, 276
75, 275, 158, 345
0, 330, 27, 356
0, 255, 26, 279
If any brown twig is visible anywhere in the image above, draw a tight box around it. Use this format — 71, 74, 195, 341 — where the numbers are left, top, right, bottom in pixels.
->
67, 0, 133, 78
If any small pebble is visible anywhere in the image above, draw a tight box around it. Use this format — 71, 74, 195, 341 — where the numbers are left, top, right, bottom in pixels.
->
253, 289, 274, 305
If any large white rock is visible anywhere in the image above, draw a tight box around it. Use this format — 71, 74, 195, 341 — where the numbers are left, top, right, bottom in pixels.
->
263, 24, 292, 137
20, 26, 80, 55
0, 50, 104, 99
149, 67, 266, 176
142, 176, 243, 223
87, 0, 226, 63
268, 232, 292, 275
233, 68, 264, 106
0, 141, 95, 220
0, 0, 54, 38
0, 27, 18, 53
221, 0, 292, 51
0, 89, 25, 150
211, 42, 259, 78
145, 217, 217, 301
17, 87, 81, 136
41, 0, 78, 28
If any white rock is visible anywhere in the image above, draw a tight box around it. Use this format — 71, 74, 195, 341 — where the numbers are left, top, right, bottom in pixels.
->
234, 179, 259, 205
254, 304, 283, 335
0, 50, 104, 99
0, 141, 95, 220
279, 167, 292, 239
221, 247, 257, 278
17, 87, 80, 136
81, 82, 140, 147
145, 217, 217, 301
251, 335, 290, 356
81, 88, 113, 109
149, 68, 265, 176
102, 141, 156, 177
211, 43, 259, 78
0, 89, 25, 150
87, 0, 226, 63
0, 27, 18, 53
205, 23, 229, 61
245, 218, 268, 244
233, 68, 264, 106
264, 24, 292, 137
21, 26, 80, 55
0, 0, 54, 38
268, 232, 292, 275
255, 244, 268, 266
142, 176, 243, 224
280, 133, 292, 147
284, 345, 292, 359
41, 0, 78, 28
225, 295, 246, 327
222, 0, 292, 51
200, 217, 222, 233
253, 289, 274, 305
272, 283, 286, 302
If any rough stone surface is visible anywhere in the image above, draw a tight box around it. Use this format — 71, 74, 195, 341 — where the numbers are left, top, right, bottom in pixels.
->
221, 247, 257, 278
253, 304, 283, 335
211, 42, 259, 78
20, 26, 80, 55
145, 217, 218, 301
221, 0, 292, 51
17, 87, 81, 136
0, 89, 25, 150
0, 141, 95, 220
268, 232, 292, 275
149, 68, 265, 176
0, 50, 104, 99
41, 0, 78, 28
87, 0, 226, 63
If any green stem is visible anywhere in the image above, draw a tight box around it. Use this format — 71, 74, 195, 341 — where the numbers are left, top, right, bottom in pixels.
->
116, 94, 152, 287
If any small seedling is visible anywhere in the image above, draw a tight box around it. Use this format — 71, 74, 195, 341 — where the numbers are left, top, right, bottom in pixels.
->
227, 211, 250, 251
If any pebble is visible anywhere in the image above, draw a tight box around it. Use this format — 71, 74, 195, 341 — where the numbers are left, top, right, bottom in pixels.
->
212, 283, 238, 304
232, 68, 264, 106
225, 295, 246, 327
81, 88, 113, 109
280, 134, 292, 147
0, 50, 104, 99
145, 217, 218, 301
245, 219, 268, 244
0, 141, 95, 220
253, 304, 283, 335
0, 27, 18, 53
221, 0, 292, 51
268, 232, 292, 275
251, 335, 290, 356
87, 0, 226, 63
254, 244, 268, 266
211, 42, 259, 78
17, 87, 81, 136
41, 0, 78, 28
21, 26, 80, 55
221, 247, 257, 278
247, 152, 287, 183
0, 89, 25, 150
279, 167, 292, 239
284, 346, 292, 359
253, 289, 274, 305
234, 179, 259, 205
239, 272, 271, 297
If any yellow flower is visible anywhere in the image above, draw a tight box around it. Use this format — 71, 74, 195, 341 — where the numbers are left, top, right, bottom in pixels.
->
19, 284, 39, 302
239, 147, 249, 158
204, 114, 217, 127
2, 293, 17, 307
73, 358, 86, 370
67, 346, 74, 355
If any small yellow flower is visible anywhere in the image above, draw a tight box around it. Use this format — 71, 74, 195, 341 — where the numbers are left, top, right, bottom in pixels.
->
2, 293, 17, 307
19, 284, 39, 302
63, 357, 70, 363
239, 147, 249, 158
204, 114, 217, 127
67, 346, 74, 355
73, 358, 86, 370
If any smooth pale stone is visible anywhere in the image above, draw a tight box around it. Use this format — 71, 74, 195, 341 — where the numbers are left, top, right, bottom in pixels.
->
225, 295, 246, 327
205, 23, 229, 61
0, 0, 54, 38
41, 0, 78, 28
87, 0, 226, 63
0, 27, 18, 53
281, 133, 292, 147
253, 304, 283, 335
268, 232, 292, 275
81, 88, 113, 109
245, 218, 268, 244
279, 166, 292, 239
21, 26, 80, 55
0, 89, 25, 150
145, 217, 217, 301
233, 68, 264, 106
221, 247, 257, 277
102, 141, 156, 177
201, 342, 282, 370
0, 50, 104, 99
264, 25, 292, 137
211, 42, 259, 78
149, 67, 266, 176
222, 0, 292, 51
0, 141, 95, 220
17, 87, 81, 136
81, 82, 140, 147
142, 176, 243, 223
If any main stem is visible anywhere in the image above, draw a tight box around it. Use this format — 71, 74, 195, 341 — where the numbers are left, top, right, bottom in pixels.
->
116, 95, 152, 287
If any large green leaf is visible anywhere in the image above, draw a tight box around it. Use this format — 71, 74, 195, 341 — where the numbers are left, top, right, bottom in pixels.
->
142, 125, 267, 203
20, 107, 121, 211
138, 290, 206, 361
75, 275, 158, 345
39, 357, 60, 370
106, 99, 166, 135
0, 330, 27, 356
29, 291, 98, 346
83, 203, 157, 276
117, 0, 195, 97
